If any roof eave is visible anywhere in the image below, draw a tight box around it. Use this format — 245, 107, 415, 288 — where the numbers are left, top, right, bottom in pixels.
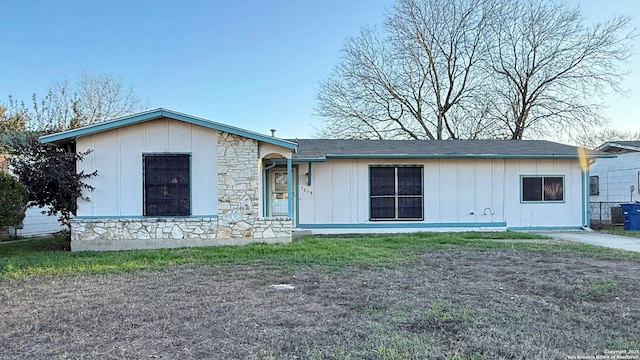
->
595, 142, 640, 153
290, 157, 327, 162
39, 108, 297, 150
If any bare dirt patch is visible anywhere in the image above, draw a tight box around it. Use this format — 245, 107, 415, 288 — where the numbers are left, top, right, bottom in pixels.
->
1, 250, 639, 359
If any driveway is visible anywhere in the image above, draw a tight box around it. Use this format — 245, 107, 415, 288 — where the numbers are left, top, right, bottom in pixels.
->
534, 231, 640, 252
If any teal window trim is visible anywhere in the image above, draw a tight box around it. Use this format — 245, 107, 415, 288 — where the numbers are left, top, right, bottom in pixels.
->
520, 174, 566, 204
142, 152, 193, 155
74, 215, 218, 220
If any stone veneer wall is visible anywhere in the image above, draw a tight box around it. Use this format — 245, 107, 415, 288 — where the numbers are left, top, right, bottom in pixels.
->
69, 131, 292, 251
70, 217, 291, 251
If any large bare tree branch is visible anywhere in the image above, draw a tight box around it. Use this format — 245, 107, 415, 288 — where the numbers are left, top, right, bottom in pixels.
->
316, 0, 492, 140
487, 0, 634, 140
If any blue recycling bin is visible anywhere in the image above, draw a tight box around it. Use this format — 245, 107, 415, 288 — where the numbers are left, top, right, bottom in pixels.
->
620, 203, 640, 231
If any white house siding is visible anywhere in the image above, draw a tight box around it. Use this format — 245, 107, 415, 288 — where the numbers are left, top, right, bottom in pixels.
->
76, 118, 219, 217
590, 152, 640, 203
296, 158, 583, 233
70, 119, 292, 251
502, 159, 583, 228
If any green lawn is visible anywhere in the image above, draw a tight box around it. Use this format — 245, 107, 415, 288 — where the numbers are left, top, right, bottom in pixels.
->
1, 231, 639, 279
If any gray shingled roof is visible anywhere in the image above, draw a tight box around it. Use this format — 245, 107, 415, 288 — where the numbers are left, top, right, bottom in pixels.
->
614, 141, 640, 147
292, 139, 607, 159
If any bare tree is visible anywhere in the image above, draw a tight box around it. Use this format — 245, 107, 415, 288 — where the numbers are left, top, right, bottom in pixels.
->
75, 72, 145, 126
483, 0, 633, 140
316, 0, 494, 139
316, 0, 634, 141
4, 73, 146, 132
42, 73, 146, 130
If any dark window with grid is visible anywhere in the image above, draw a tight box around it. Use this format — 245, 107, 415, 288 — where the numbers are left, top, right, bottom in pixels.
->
589, 176, 599, 195
370, 166, 423, 220
144, 155, 190, 216
521, 176, 564, 202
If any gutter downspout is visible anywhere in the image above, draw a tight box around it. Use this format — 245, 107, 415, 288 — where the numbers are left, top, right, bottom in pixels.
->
582, 159, 596, 230
287, 157, 293, 218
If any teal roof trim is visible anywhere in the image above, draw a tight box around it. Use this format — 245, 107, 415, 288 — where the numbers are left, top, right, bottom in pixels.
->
39, 108, 298, 150
277, 157, 327, 163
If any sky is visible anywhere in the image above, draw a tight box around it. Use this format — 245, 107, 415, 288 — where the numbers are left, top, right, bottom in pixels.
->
1, 0, 638, 140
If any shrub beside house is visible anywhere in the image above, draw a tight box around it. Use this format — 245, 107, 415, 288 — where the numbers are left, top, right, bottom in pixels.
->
0, 134, 66, 239
0, 158, 29, 240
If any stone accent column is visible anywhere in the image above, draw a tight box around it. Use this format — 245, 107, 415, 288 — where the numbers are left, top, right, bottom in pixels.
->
217, 132, 260, 238
216, 132, 292, 241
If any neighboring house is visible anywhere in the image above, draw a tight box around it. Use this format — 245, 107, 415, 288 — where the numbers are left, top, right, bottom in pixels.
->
40, 108, 606, 251
16, 208, 66, 237
589, 141, 640, 224
0, 152, 66, 239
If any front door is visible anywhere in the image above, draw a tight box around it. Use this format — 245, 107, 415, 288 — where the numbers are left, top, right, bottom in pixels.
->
271, 170, 289, 216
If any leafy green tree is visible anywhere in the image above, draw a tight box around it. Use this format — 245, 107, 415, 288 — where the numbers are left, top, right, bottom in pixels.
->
0, 171, 28, 228
8, 134, 96, 226
0, 100, 28, 133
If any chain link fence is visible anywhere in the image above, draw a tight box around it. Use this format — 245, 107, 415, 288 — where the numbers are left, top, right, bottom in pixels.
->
589, 202, 623, 226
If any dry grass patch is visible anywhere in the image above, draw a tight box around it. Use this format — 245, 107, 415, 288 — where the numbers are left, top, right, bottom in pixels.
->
1, 244, 639, 359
